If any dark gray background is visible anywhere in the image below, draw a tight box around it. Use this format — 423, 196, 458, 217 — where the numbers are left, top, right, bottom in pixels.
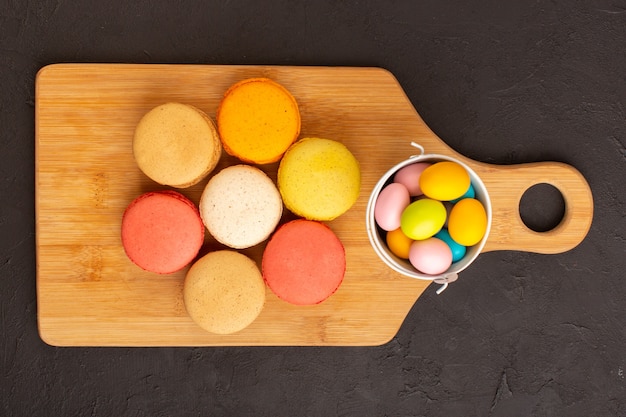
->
2, 1, 625, 416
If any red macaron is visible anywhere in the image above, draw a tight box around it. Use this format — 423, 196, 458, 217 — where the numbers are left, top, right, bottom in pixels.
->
262, 219, 346, 305
121, 190, 204, 274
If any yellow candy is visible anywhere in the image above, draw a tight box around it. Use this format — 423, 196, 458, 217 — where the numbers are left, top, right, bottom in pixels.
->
386, 228, 413, 259
448, 198, 487, 246
419, 161, 471, 201
400, 198, 447, 240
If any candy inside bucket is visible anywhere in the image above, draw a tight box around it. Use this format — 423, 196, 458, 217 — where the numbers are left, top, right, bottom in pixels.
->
365, 143, 492, 293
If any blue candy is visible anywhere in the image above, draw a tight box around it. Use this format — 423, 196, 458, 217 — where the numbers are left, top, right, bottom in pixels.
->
435, 229, 466, 263
450, 183, 475, 203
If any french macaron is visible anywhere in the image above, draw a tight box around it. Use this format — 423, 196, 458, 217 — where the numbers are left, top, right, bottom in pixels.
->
133, 102, 222, 188
121, 190, 204, 274
262, 219, 346, 306
184, 250, 266, 335
199, 164, 283, 249
277, 137, 361, 221
217, 78, 300, 164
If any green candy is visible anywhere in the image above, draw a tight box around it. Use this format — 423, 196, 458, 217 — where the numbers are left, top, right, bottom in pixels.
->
400, 199, 446, 240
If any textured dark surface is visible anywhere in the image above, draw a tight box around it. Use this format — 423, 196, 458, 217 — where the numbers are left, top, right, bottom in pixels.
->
2, 0, 625, 416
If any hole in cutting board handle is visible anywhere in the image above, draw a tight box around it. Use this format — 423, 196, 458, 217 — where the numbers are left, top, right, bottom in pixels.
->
519, 183, 566, 232
480, 161, 592, 254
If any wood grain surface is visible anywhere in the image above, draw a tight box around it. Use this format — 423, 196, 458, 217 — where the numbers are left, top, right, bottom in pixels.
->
35, 64, 593, 346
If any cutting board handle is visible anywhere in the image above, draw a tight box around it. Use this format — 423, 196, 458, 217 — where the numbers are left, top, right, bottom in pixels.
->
478, 161, 593, 254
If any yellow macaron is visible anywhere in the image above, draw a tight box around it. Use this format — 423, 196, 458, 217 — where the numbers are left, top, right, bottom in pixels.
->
277, 137, 360, 221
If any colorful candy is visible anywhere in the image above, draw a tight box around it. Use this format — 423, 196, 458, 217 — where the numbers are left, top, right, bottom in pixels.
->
451, 183, 475, 203
393, 162, 430, 196
373, 160, 488, 275
448, 197, 488, 246
435, 229, 466, 263
409, 238, 453, 275
419, 161, 471, 201
374, 182, 410, 232
386, 228, 413, 259
400, 199, 446, 241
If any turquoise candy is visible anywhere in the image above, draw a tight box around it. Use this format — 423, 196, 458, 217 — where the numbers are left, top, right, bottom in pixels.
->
451, 183, 475, 203
435, 229, 466, 263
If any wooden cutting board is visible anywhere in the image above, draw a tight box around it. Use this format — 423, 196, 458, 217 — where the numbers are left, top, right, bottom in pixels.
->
35, 64, 593, 346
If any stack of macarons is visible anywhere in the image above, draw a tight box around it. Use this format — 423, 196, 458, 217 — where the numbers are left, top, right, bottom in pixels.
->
133, 102, 222, 188
121, 77, 361, 335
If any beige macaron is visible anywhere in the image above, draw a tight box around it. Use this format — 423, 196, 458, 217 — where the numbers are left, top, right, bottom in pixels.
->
133, 102, 222, 188
183, 250, 265, 335
199, 164, 283, 249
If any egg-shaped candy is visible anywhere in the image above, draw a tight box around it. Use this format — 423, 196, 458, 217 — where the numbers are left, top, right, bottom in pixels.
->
443, 201, 454, 228
435, 229, 466, 262
448, 198, 488, 246
386, 228, 413, 259
400, 198, 446, 240
419, 161, 471, 201
393, 162, 431, 196
451, 183, 475, 203
374, 183, 410, 231
409, 237, 453, 275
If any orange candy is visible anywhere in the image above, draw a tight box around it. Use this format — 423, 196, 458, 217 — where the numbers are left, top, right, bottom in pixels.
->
448, 198, 488, 246
386, 228, 414, 259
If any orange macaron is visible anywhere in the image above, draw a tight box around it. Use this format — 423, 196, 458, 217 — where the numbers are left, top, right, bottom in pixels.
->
121, 190, 204, 274
262, 219, 346, 305
217, 78, 300, 164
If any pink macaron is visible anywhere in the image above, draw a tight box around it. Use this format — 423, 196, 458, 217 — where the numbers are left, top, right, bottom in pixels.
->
262, 219, 346, 305
121, 190, 204, 274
